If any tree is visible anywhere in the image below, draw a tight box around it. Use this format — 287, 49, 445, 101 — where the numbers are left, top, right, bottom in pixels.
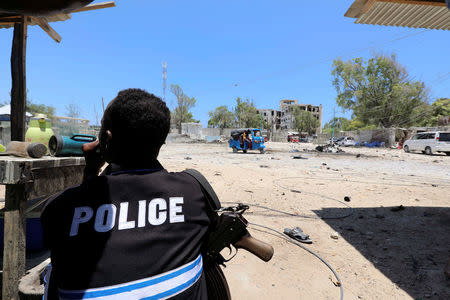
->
323, 117, 351, 132
65, 103, 81, 119
208, 106, 234, 134
292, 108, 319, 135
26, 100, 56, 118
234, 97, 261, 128
170, 84, 198, 133
332, 53, 429, 128
428, 98, 450, 126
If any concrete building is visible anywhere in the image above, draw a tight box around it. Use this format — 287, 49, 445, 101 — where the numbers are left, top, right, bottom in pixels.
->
258, 100, 323, 133
256, 108, 281, 131
280, 100, 323, 132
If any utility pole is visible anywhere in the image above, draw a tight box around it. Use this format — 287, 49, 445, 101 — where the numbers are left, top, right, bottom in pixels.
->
162, 62, 167, 102
332, 106, 336, 140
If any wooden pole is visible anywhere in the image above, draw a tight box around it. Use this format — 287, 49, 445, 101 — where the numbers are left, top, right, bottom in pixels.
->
10, 16, 28, 142
2, 184, 28, 300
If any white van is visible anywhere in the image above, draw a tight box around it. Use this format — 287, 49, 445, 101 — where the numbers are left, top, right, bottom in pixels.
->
403, 131, 450, 155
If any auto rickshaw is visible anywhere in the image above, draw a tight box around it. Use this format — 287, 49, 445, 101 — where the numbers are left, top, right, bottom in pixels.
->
229, 128, 266, 154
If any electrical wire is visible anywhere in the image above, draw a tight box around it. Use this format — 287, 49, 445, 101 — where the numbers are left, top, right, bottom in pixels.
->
248, 222, 344, 300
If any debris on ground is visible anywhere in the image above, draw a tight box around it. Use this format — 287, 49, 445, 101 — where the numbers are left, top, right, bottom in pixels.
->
290, 189, 301, 193
322, 163, 327, 166
330, 232, 339, 240
284, 227, 312, 244
290, 149, 300, 153
344, 196, 351, 202
244, 190, 253, 193
356, 154, 361, 158
315, 144, 344, 153
260, 165, 270, 168
391, 205, 405, 212
184, 156, 192, 160
292, 155, 307, 159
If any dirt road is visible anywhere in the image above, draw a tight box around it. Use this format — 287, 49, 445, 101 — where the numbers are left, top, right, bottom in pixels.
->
161, 142, 450, 300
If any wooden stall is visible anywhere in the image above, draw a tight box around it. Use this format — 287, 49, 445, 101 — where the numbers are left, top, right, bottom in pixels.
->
0, 1, 115, 299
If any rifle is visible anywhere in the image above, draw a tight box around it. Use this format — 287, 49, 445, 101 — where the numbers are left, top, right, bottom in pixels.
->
205, 204, 274, 265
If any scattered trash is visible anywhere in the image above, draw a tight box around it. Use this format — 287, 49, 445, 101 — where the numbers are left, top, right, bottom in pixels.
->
260, 165, 270, 168
214, 172, 222, 176
344, 196, 351, 202
290, 189, 302, 193
329, 275, 341, 287
284, 227, 312, 244
391, 205, 405, 212
356, 154, 361, 158
431, 184, 438, 187
244, 190, 253, 193
184, 157, 192, 160
330, 232, 339, 240
290, 149, 300, 153
315, 146, 324, 152
292, 155, 307, 159
281, 192, 285, 196
322, 163, 327, 166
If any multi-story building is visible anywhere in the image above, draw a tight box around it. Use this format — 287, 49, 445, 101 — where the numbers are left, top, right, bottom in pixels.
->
257, 100, 323, 133
256, 109, 281, 131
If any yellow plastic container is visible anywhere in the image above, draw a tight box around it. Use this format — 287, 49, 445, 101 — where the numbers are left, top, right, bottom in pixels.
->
25, 114, 54, 153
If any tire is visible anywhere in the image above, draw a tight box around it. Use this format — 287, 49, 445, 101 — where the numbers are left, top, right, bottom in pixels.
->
404, 145, 409, 153
243, 149, 247, 154
232, 147, 238, 153
425, 147, 432, 155
259, 148, 265, 154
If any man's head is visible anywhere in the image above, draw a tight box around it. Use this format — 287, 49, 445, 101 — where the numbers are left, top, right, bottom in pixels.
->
99, 88, 170, 165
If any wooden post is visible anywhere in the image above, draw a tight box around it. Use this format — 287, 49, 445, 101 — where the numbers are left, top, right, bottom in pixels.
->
2, 184, 28, 300
10, 16, 28, 142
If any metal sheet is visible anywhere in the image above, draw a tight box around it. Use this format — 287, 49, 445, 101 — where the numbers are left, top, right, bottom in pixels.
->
355, 1, 450, 30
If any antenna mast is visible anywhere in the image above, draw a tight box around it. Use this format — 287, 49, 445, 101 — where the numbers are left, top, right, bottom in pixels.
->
162, 62, 167, 101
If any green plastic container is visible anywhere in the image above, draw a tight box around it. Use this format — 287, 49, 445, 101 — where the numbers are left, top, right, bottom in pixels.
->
25, 114, 53, 153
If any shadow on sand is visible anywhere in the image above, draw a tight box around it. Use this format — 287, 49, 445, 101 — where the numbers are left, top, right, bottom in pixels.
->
313, 206, 450, 299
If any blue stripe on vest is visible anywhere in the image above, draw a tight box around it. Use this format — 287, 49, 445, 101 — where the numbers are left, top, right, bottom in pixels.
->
59, 255, 203, 299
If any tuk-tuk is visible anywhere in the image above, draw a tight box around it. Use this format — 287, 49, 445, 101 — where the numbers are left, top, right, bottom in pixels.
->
229, 128, 266, 154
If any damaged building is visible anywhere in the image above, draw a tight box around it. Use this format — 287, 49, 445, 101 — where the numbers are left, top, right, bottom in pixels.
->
257, 100, 323, 133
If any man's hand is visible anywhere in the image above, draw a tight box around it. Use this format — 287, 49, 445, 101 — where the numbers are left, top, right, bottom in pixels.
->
82, 140, 105, 180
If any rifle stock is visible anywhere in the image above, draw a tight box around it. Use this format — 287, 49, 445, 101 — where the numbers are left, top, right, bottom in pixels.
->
234, 232, 274, 262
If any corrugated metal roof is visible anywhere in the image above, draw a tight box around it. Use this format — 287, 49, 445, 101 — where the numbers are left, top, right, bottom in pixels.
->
0, 13, 71, 29
350, 1, 450, 30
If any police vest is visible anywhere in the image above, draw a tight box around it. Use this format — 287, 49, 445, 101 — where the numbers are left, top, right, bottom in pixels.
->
41, 167, 211, 299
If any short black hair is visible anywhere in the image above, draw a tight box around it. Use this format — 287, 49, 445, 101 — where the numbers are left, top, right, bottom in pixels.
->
102, 89, 170, 160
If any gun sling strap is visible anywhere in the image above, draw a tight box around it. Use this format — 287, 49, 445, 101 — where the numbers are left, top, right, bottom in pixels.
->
183, 168, 221, 213
183, 169, 232, 300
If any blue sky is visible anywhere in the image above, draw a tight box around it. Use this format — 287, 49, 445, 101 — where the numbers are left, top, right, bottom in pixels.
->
0, 0, 449, 127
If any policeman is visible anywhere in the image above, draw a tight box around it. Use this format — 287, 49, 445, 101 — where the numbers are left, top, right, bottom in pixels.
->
41, 89, 212, 299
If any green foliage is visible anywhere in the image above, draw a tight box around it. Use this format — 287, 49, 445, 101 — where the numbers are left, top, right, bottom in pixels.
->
234, 97, 261, 128
170, 84, 198, 132
426, 98, 450, 126
332, 53, 429, 128
26, 100, 56, 118
292, 107, 319, 135
208, 105, 234, 129
323, 117, 351, 132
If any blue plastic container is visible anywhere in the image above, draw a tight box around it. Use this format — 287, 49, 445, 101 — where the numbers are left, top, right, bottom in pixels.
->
49, 134, 97, 157
0, 217, 44, 252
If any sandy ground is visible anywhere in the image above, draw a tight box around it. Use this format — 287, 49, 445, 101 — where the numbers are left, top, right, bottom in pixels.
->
159, 142, 450, 300
2, 141, 448, 299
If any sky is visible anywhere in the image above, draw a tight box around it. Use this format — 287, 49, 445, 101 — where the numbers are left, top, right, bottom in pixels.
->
0, 0, 449, 127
